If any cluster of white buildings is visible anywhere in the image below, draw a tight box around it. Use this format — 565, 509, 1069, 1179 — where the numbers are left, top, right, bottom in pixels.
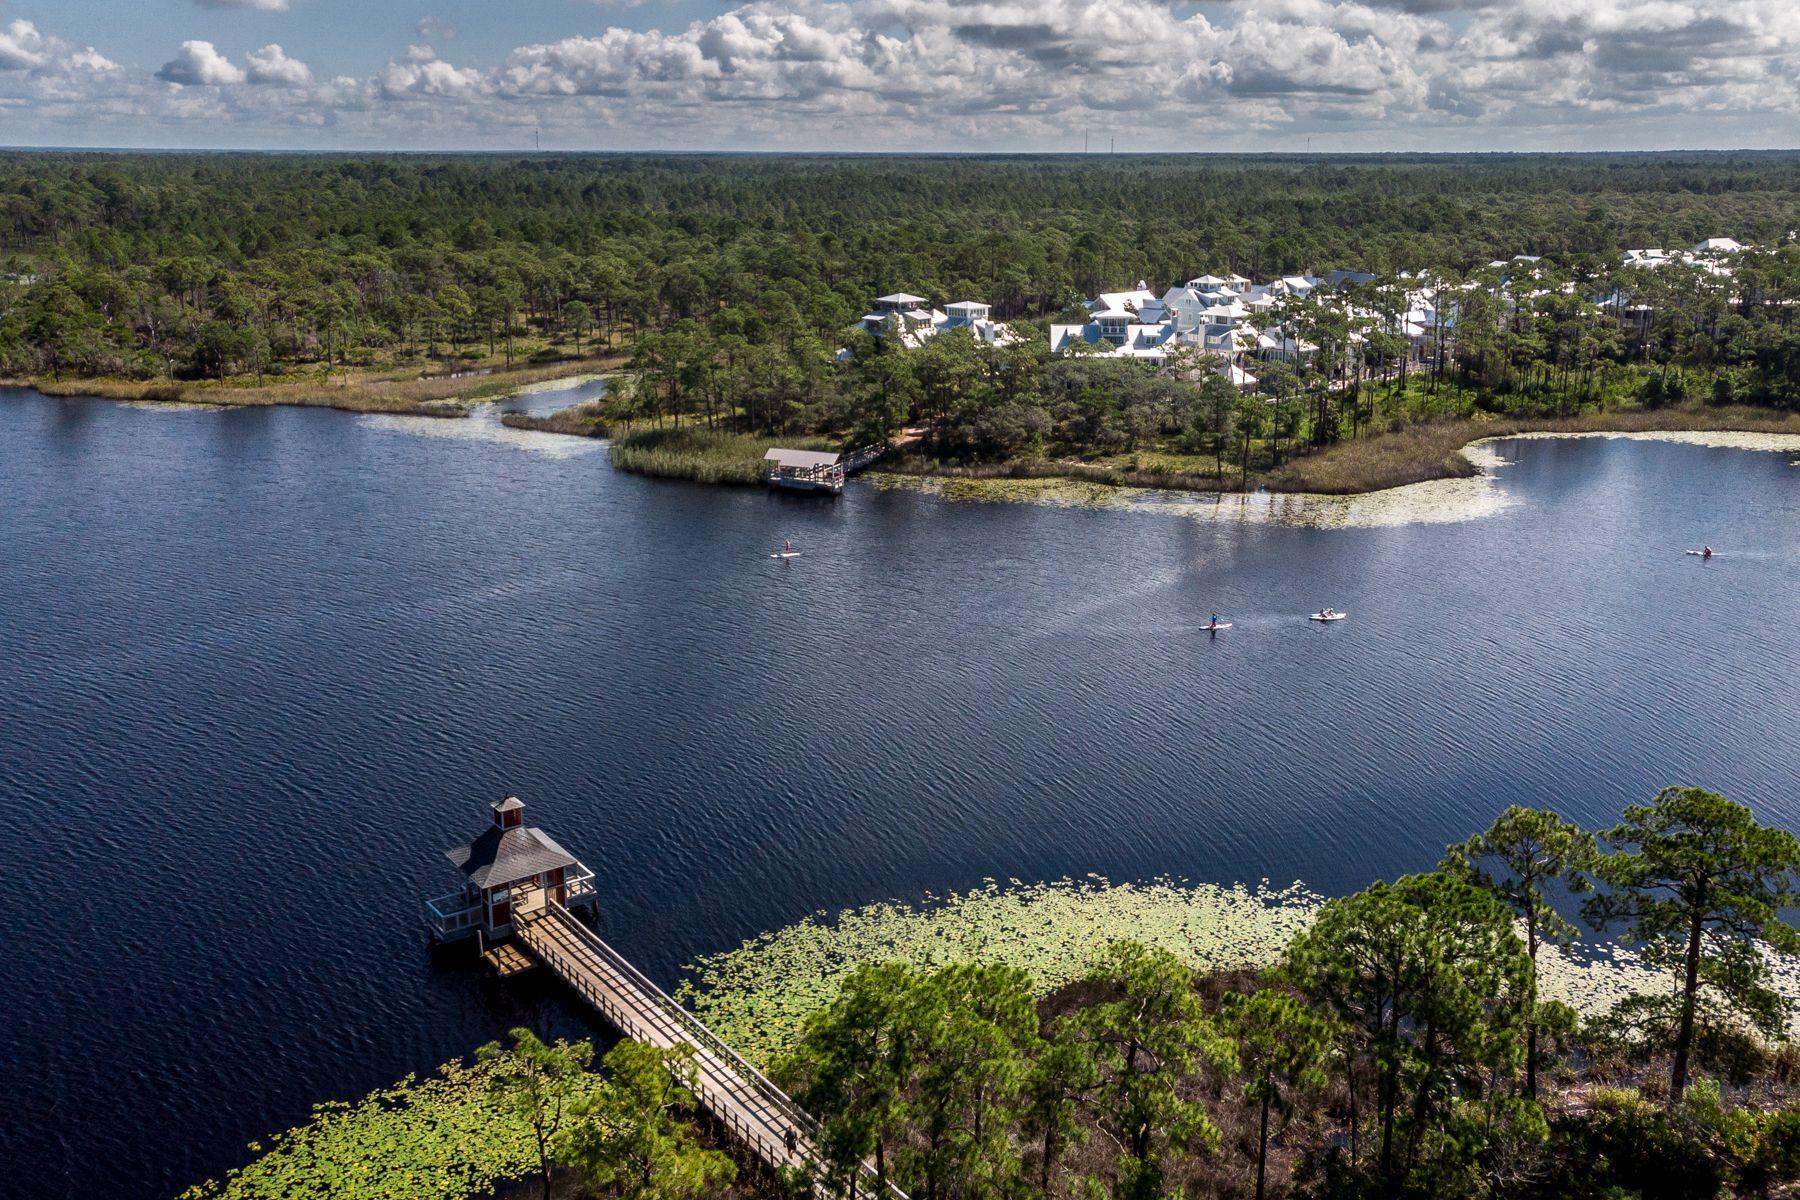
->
1620, 238, 1745, 276
858, 293, 1021, 349
857, 234, 1755, 386
1046, 270, 1455, 388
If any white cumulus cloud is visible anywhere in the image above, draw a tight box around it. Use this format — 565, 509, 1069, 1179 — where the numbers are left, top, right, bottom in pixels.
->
158, 40, 247, 86
246, 43, 312, 86
0, 19, 47, 70
7, 0, 1800, 150
0, 19, 116, 74
378, 45, 486, 99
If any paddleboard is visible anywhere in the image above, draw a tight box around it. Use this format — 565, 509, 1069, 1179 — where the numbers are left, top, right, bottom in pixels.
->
1309, 613, 1348, 622
771, 552, 801, 559
1685, 550, 1715, 557
1204, 623, 1233, 632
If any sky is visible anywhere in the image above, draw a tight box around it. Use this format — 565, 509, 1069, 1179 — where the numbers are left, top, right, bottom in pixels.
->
0, 0, 1797, 153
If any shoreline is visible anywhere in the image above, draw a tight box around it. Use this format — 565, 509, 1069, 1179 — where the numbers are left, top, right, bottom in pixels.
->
12, 379, 1797, 501
8, 358, 625, 419
497, 398, 614, 438
880, 405, 1800, 499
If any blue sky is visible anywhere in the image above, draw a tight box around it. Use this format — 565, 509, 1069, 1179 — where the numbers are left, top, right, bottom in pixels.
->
2, 0, 1798, 151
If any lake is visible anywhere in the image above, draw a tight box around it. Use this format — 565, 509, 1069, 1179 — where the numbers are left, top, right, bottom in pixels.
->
2, 386, 1797, 1199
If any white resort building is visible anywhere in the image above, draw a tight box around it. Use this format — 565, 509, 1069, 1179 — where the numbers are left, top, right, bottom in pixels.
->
860, 292, 1020, 349
1048, 271, 1340, 380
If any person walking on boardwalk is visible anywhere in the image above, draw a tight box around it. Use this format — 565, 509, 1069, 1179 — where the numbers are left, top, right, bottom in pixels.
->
784, 1127, 799, 1156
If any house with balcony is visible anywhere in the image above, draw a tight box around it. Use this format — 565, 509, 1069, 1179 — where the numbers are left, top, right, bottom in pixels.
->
858, 292, 1019, 350
424, 795, 598, 945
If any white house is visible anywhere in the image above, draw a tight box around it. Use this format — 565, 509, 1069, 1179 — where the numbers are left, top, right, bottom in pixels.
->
1049, 317, 1179, 361
860, 292, 1019, 349
1692, 237, 1743, 256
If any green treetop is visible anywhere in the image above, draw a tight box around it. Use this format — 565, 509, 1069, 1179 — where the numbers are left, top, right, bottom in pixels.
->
1065, 940, 1236, 1200
1220, 990, 1336, 1200
1585, 786, 1800, 1106
1441, 806, 1600, 1098
557, 1041, 736, 1200
474, 1028, 595, 1200
1284, 872, 1531, 1191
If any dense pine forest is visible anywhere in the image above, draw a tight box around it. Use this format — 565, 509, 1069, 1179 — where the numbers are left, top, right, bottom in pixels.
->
5, 151, 1800, 488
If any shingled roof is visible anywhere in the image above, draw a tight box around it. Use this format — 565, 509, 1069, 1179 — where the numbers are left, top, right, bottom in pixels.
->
446, 825, 580, 889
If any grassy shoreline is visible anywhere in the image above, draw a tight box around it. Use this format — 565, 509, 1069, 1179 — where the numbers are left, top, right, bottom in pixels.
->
498, 399, 615, 438
11, 357, 625, 418
16, 375, 1795, 499
881, 404, 1800, 498
608, 427, 842, 486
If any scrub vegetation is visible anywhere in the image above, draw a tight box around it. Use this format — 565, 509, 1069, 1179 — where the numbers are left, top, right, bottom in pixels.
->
609, 428, 841, 486
191, 787, 1800, 1200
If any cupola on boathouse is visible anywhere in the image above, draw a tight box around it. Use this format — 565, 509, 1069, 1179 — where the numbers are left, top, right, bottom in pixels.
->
423, 796, 597, 944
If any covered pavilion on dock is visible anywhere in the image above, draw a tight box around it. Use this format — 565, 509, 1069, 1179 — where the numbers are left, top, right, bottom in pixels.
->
424, 795, 597, 944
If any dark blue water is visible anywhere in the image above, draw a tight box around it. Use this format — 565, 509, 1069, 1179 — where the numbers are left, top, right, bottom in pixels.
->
2, 388, 1797, 1199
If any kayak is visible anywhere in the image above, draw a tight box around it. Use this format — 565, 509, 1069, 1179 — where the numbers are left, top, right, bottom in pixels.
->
1309, 612, 1348, 622
1204, 623, 1233, 632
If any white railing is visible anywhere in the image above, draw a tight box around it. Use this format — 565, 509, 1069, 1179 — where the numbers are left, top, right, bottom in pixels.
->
839, 443, 891, 474
523, 902, 906, 1200
424, 891, 481, 937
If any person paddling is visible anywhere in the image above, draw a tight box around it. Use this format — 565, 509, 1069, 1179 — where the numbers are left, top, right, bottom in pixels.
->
1703, 545, 1714, 559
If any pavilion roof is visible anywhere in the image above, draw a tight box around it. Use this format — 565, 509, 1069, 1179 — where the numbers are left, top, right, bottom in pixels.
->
447, 825, 580, 890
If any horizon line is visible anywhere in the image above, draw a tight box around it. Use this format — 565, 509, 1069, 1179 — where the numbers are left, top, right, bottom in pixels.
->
5, 145, 1800, 159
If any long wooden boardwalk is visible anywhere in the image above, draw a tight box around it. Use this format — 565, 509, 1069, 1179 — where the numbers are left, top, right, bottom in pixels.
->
518, 902, 902, 1199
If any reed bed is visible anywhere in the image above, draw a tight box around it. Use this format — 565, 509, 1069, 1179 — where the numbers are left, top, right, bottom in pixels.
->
886, 404, 1800, 500
610, 427, 839, 485
1266, 405, 1800, 494
23, 357, 622, 417
499, 400, 613, 438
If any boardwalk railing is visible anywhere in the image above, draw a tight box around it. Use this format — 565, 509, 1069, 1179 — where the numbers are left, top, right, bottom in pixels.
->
839, 442, 890, 475
520, 902, 906, 1200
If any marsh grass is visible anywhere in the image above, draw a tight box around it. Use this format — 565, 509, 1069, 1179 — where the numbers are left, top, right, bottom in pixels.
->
25, 357, 624, 417
887, 403, 1800, 499
610, 427, 840, 485
499, 400, 614, 438
1265, 405, 1800, 494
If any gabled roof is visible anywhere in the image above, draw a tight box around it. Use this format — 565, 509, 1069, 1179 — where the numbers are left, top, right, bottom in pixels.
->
447, 825, 580, 890
1089, 289, 1159, 314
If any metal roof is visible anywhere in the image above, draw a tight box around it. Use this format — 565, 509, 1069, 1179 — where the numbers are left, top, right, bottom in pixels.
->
763, 448, 841, 469
447, 825, 580, 889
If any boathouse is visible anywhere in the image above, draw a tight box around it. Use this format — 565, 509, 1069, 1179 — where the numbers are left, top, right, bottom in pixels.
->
424, 795, 597, 944
763, 447, 846, 494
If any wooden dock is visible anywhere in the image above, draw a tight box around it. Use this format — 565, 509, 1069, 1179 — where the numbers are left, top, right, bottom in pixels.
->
482, 942, 537, 978
518, 902, 904, 1199
838, 442, 890, 475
